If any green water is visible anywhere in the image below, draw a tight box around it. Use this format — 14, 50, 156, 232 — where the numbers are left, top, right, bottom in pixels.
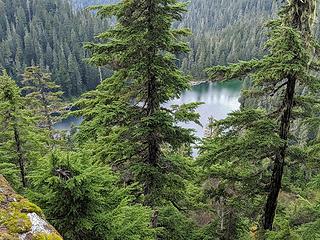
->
54, 80, 242, 138
165, 80, 242, 137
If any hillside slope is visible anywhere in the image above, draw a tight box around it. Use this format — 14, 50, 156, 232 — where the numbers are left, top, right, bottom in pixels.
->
178, 0, 278, 78
0, 0, 109, 97
76, 0, 278, 79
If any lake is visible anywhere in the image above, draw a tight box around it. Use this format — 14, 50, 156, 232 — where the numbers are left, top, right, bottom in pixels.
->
54, 80, 242, 138
166, 80, 242, 138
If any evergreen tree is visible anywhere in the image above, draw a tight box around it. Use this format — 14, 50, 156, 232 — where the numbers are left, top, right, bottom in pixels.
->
77, 0, 201, 234
22, 66, 63, 134
0, 0, 111, 98
77, 0, 279, 79
0, 70, 44, 188
204, 0, 319, 233
198, 110, 282, 239
29, 150, 155, 240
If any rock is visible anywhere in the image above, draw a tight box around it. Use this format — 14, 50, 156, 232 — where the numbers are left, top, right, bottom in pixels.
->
0, 175, 63, 240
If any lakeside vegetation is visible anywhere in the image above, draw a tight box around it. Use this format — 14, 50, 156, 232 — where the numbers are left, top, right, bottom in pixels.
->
0, 0, 319, 239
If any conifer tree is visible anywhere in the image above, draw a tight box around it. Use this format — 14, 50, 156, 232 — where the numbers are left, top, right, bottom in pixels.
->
204, 0, 319, 232
77, 0, 201, 230
29, 150, 155, 240
198, 110, 282, 238
0, 70, 44, 187
22, 66, 63, 133
0, 0, 108, 98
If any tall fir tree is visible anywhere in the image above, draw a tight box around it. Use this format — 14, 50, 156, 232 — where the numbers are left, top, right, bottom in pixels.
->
76, 0, 201, 233
203, 0, 319, 233
198, 110, 282, 239
0, 70, 45, 188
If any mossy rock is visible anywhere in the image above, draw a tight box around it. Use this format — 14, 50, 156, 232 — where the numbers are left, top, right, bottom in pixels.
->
9, 199, 43, 217
0, 175, 63, 240
32, 233, 63, 240
0, 208, 32, 234
0, 233, 19, 240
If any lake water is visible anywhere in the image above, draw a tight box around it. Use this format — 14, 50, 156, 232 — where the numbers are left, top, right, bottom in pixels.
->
166, 80, 242, 138
54, 80, 242, 138
53, 115, 83, 132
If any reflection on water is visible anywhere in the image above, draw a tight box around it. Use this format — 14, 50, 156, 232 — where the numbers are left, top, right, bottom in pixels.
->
166, 80, 241, 138
54, 80, 242, 138
53, 116, 83, 131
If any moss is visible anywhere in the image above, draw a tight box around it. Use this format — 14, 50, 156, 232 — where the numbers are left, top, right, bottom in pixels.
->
32, 233, 63, 240
11, 194, 24, 202
0, 233, 19, 240
0, 176, 62, 239
1, 209, 32, 234
0, 194, 5, 203
9, 199, 43, 217
0, 198, 42, 235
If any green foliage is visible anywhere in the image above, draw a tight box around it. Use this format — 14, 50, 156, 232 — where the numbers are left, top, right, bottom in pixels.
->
0, 71, 45, 188
63, 0, 279, 80
73, 0, 205, 237
0, 162, 20, 188
265, 186, 320, 240
177, 0, 278, 79
157, 205, 198, 240
0, 0, 111, 97
197, 109, 282, 237
200, 0, 320, 236
1, 1, 319, 239
22, 66, 63, 143
78, 0, 200, 209
265, 218, 301, 240
29, 151, 155, 240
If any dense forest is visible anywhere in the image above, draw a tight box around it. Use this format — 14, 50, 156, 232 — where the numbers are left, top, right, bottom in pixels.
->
179, 0, 277, 78
0, 0, 320, 240
76, 0, 278, 79
0, 0, 280, 97
0, 0, 111, 97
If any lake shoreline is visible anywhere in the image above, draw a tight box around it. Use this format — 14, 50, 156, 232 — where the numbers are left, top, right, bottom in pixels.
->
55, 81, 242, 139
190, 80, 208, 86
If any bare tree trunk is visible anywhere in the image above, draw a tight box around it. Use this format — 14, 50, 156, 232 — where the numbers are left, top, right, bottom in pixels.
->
218, 196, 225, 232
41, 91, 53, 132
222, 208, 237, 240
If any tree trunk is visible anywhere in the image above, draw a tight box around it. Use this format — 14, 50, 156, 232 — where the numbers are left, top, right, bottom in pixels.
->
13, 124, 27, 187
263, 75, 296, 230
218, 196, 224, 232
143, 2, 160, 234
143, 73, 159, 202
223, 208, 237, 240
98, 67, 103, 83
263, 0, 316, 231
38, 78, 53, 132
42, 94, 53, 132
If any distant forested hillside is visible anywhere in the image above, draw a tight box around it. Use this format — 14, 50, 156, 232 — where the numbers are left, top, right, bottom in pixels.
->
178, 0, 278, 78
0, 0, 109, 97
0, 0, 280, 94
0, 0, 309, 95
72, 0, 117, 8
75, 0, 278, 79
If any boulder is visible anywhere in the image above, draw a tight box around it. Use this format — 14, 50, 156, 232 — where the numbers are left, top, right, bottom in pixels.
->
0, 175, 63, 240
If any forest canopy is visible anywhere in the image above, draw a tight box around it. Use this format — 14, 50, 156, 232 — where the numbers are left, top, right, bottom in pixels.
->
0, 0, 319, 240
